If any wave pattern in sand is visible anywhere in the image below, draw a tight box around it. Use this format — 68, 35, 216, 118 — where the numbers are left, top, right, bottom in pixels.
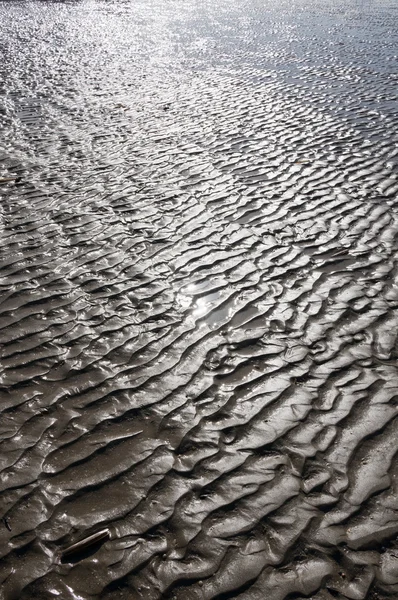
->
1, 1, 398, 598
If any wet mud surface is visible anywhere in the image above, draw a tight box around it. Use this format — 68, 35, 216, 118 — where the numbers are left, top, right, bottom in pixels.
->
1, 0, 398, 598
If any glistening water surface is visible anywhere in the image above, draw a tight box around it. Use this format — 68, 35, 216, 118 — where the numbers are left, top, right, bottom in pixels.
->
0, 0, 398, 598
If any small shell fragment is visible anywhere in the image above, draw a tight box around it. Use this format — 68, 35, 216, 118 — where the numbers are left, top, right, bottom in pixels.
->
61, 528, 110, 560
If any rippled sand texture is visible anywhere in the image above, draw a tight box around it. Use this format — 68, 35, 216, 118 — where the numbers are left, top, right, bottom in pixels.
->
1, 0, 398, 598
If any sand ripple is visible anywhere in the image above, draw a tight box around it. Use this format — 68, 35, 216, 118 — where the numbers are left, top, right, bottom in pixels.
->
0, 0, 398, 598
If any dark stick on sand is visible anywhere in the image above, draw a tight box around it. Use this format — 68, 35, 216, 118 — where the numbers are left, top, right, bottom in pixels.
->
0, 177, 18, 184
61, 529, 110, 561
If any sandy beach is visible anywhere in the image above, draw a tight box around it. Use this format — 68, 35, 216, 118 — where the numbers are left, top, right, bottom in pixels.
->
0, 0, 398, 598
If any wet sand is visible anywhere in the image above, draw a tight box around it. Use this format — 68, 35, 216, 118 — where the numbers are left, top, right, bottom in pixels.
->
0, 0, 398, 598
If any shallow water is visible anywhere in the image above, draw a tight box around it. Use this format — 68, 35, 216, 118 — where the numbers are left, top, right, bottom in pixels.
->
0, 0, 398, 598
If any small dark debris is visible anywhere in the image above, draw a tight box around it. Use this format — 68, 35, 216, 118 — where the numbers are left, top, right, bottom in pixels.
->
61, 528, 110, 562
0, 177, 20, 184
